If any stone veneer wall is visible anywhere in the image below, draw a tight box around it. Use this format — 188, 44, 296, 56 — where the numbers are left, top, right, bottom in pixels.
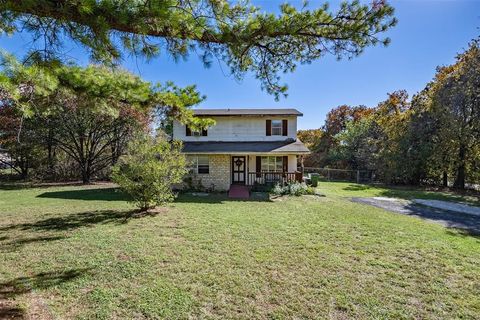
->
196, 154, 230, 191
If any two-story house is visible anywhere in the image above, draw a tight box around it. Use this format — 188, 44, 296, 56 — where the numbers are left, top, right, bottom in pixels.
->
173, 108, 310, 195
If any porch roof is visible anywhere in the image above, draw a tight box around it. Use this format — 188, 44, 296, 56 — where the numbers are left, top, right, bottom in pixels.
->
182, 139, 310, 154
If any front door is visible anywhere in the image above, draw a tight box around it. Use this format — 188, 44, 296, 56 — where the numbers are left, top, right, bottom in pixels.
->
231, 156, 246, 184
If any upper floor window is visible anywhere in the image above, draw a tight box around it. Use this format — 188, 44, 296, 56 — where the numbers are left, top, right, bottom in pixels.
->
271, 120, 282, 136
186, 125, 207, 136
266, 119, 288, 136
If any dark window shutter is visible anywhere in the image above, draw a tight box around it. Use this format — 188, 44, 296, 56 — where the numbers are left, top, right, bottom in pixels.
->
186, 125, 192, 136
202, 128, 208, 136
256, 156, 262, 177
283, 156, 288, 172
282, 119, 288, 136
266, 120, 272, 136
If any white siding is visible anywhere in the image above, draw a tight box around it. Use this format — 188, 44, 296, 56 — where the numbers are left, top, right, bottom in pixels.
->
288, 155, 297, 172
173, 115, 297, 142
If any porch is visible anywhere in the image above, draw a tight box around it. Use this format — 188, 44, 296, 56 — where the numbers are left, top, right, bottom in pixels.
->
246, 171, 303, 186
182, 139, 310, 191
228, 171, 303, 199
231, 154, 303, 187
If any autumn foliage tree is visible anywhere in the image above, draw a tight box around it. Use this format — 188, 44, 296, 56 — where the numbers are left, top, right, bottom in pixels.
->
306, 39, 480, 189
304, 105, 373, 168
430, 40, 480, 189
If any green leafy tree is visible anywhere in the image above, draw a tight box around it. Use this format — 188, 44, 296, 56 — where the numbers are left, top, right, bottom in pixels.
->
0, 0, 396, 98
112, 135, 187, 211
430, 40, 480, 189
310, 38, 480, 188
0, 54, 210, 182
398, 86, 451, 186
334, 116, 381, 171
372, 90, 412, 183
311, 104, 373, 168
297, 128, 324, 167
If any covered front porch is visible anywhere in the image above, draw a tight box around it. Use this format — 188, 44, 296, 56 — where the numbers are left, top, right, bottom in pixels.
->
231, 154, 303, 187
229, 154, 303, 198
182, 139, 310, 192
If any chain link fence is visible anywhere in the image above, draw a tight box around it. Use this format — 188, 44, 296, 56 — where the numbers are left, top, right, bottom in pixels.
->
303, 167, 376, 184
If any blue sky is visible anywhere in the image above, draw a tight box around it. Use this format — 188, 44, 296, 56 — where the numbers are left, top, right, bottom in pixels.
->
0, 1, 479, 129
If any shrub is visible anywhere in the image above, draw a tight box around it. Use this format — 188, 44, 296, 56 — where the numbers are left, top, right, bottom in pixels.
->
271, 181, 313, 196
112, 134, 187, 211
305, 186, 316, 195
272, 183, 285, 195
289, 181, 306, 196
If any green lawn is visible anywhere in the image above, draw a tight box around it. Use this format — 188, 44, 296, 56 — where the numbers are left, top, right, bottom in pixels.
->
1, 182, 479, 319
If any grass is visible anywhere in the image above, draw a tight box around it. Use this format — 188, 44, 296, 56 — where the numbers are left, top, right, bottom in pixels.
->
1, 182, 480, 319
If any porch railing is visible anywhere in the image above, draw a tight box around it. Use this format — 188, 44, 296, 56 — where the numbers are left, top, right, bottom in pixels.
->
247, 171, 303, 186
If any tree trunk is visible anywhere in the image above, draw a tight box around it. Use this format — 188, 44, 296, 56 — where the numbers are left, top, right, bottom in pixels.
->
46, 126, 55, 180
19, 156, 29, 179
453, 145, 466, 189
442, 171, 448, 188
82, 171, 90, 184
81, 163, 91, 184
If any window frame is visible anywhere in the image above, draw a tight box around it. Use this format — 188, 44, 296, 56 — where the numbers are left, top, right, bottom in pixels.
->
187, 155, 210, 174
260, 156, 284, 172
271, 120, 283, 136
186, 125, 207, 137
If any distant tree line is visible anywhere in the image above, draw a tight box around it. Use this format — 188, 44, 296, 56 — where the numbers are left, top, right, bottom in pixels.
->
299, 38, 480, 189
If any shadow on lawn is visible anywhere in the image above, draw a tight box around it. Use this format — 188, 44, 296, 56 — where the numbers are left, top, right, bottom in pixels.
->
344, 184, 480, 205
0, 181, 97, 191
401, 202, 480, 237
0, 209, 139, 233
343, 184, 372, 191
352, 197, 480, 238
0, 184, 30, 191
174, 192, 271, 204
0, 235, 66, 252
37, 187, 129, 201
0, 268, 91, 319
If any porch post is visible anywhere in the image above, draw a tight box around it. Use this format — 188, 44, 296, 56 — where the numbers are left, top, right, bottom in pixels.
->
246, 155, 249, 185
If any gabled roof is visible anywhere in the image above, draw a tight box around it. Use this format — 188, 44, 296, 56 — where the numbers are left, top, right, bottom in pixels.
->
182, 139, 310, 154
192, 108, 303, 116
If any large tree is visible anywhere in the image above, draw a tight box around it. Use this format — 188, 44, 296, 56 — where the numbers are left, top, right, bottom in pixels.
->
430, 40, 480, 189
0, 93, 43, 178
0, 55, 210, 182
0, 0, 396, 98
309, 104, 372, 168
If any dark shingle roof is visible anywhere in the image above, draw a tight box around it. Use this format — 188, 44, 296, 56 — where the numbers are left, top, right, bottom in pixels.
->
182, 139, 310, 154
192, 108, 303, 116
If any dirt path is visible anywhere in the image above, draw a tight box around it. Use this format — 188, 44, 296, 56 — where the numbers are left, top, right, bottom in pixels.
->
351, 197, 480, 236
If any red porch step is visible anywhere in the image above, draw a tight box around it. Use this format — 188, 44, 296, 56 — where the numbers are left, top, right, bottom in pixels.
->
228, 184, 250, 199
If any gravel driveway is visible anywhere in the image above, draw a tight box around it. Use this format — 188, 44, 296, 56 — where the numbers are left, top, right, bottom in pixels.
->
351, 197, 480, 235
